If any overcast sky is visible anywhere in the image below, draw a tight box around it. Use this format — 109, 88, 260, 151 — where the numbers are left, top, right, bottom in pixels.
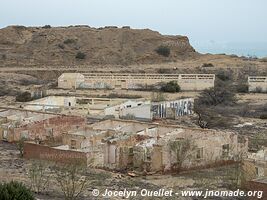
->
1, 0, 267, 57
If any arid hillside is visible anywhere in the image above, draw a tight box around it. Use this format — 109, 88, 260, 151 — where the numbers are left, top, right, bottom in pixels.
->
0, 25, 198, 67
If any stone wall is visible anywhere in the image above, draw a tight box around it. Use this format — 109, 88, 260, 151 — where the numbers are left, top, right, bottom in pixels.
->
248, 76, 267, 92
24, 142, 87, 164
61, 73, 215, 91
5, 116, 86, 142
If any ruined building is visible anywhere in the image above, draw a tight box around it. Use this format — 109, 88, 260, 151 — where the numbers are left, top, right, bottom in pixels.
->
24, 119, 248, 173
22, 96, 194, 120
0, 109, 86, 142
58, 73, 215, 91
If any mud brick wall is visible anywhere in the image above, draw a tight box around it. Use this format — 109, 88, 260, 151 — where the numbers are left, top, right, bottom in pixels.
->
24, 142, 87, 165
12, 116, 86, 142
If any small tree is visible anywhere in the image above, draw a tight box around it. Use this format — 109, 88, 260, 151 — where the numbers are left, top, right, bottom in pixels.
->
155, 45, 170, 57
227, 145, 251, 189
28, 161, 50, 194
195, 80, 236, 107
0, 86, 9, 96
53, 162, 88, 200
216, 70, 232, 81
236, 83, 248, 93
201, 63, 214, 68
151, 92, 166, 102
160, 81, 181, 93
169, 139, 196, 173
64, 39, 76, 44
42, 25, 51, 29
194, 80, 236, 129
0, 181, 34, 200
17, 138, 25, 158
16, 92, 32, 102
255, 87, 263, 93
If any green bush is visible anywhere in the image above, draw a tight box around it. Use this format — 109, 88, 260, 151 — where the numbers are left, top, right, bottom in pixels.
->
259, 114, 267, 119
157, 68, 172, 74
58, 44, 65, 49
75, 52, 86, 59
0, 181, 34, 200
2, 54, 6, 60
216, 71, 231, 81
236, 83, 248, 93
0, 86, 9, 96
155, 45, 170, 57
16, 92, 32, 102
160, 81, 181, 93
201, 63, 214, 68
64, 39, 76, 44
255, 87, 263, 93
42, 25, 51, 29
196, 80, 237, 106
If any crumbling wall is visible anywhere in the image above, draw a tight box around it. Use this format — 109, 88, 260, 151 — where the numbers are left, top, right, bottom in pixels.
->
248, 76, 267, 92
160, 131, 243, 172
58, 73, 85, 89
8, 116, 85, 142
24, 142, 87, 164
82, 74, 215, 91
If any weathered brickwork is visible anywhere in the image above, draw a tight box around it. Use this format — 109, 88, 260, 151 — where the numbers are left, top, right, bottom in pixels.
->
2, 115, 86, 142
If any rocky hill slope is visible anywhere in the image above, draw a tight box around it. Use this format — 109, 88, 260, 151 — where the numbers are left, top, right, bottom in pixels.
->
0, 25, 198, 67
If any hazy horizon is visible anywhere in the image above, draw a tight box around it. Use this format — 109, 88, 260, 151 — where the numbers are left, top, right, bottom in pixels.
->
1, 0, 267, 57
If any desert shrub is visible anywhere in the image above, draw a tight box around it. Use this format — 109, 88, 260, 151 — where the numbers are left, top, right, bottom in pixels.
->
103, 93, 142, 99
196, 80, 236, 106
169, 139, 196, 173
155, 45, 170, 57
28, 161, 50, 194
64, 39, 76, 44
20, 79, 43, 86
17, 138, 25, 158
0, 86, 9, 96
53, 162, 88, 200
16, 92, 32, 102
1, 54, 6, 60
58, 44, 65, 49
135, 84, 159, 92
260, 57, 267, 62
236, 83, 248, 93
255, 87, 263, 93
151, 92, 166, 102
202, 63, 214, 68
216, 70, 231, 81
160, 81, 181, 93
75, 52, 86, 59
0, 181, 34, 200
157, 68, 172, 74
42, 25, 51, 29
259, 114, 267, 119
194, 80, 237, 129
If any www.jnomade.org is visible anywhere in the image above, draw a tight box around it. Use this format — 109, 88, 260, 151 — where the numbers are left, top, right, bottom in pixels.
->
93, 188, 263, 199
